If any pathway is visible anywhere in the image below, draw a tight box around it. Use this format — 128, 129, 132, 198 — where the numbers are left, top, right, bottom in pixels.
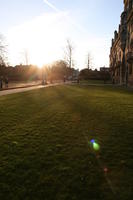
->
0, 83, 66, 97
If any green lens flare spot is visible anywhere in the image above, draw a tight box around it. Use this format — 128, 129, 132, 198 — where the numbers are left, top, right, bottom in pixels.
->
93, 142, 100, 151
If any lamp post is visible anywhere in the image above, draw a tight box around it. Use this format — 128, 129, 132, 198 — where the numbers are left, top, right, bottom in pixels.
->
42, 67, 45, 85
42, 66, 48, 85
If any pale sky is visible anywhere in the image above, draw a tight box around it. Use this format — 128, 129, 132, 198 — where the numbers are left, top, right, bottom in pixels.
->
0, 0, 123, 69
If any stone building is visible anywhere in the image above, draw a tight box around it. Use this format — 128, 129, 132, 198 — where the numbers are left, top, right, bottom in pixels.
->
110, 0, 133, 86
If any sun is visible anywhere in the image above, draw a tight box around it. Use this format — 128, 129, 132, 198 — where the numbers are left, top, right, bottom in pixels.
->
8, 12, 67, 67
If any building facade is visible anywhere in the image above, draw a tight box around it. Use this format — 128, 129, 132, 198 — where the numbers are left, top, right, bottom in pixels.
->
110, 0, 133, 86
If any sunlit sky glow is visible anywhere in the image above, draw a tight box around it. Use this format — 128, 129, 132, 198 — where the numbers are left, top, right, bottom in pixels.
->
0, 0, 123, 69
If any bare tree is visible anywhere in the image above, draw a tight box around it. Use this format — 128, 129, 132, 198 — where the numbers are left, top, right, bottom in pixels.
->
0, 34, 7, 66
86, 52, 92, 70
21, 49, 29, 66
64, 39, 74, 68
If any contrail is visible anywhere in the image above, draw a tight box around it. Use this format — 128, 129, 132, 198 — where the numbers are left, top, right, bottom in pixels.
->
43, 0, 87, 34
43, 0, 60, 12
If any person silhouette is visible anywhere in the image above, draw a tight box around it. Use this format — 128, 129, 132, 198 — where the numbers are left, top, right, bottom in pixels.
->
0, 76, 3, 89
5, 77, 8, 88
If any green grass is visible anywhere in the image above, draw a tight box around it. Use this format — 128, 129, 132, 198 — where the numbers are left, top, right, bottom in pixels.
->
0, 85, 133, 200
79, 79, 111, 85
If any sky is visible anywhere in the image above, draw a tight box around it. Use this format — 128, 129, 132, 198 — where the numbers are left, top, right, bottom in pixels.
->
0, 0, 124, 69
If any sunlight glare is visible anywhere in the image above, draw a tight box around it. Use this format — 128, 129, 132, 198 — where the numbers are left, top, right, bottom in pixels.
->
7, 12, 69, 66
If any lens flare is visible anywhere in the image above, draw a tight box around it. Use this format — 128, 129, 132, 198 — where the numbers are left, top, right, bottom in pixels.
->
90, 139, 95, 143
89, 139, 100, 151
104, 167, 108, 173
93, 142, 100, 151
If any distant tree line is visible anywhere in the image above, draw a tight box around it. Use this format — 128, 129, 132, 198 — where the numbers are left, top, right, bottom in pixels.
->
0, 63, 111, 83
0, 61, 79, 82
79, 68, 111, 83
43, 60, 78, 83
0, 64, 41, 81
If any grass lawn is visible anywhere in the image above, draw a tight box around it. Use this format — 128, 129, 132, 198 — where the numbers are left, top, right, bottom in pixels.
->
0, 85, 133, 200
79, 79, 111, 85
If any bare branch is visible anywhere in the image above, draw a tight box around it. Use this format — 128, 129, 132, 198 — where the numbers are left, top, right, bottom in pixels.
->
0, 33, 8, 66
86, 52, 93, 69
64, 39, 74, 68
